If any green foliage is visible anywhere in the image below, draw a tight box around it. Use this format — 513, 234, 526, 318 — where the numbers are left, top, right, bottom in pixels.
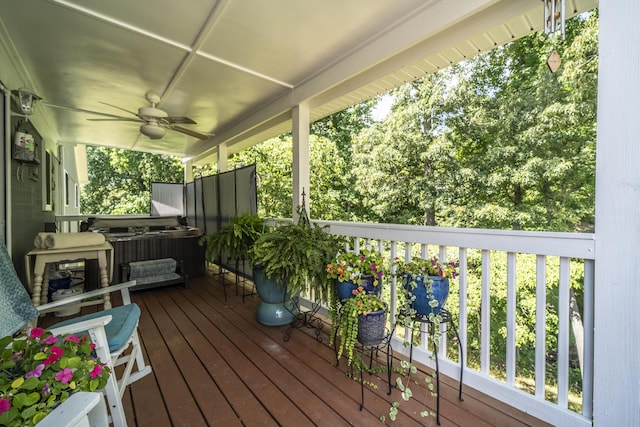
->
200, 212, 264, 263
331, 288, 386, 366
0, 328, 110, 427
81, 146, 183, 214
249, 207, 343, 301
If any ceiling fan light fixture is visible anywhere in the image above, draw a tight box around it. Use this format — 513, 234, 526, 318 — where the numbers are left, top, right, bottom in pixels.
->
140, 123, 166, 139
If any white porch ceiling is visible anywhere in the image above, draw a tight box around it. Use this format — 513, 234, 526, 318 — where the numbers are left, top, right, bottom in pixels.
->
0, 0, 596, 165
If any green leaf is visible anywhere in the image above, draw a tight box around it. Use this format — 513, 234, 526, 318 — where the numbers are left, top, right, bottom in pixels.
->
21, 377, 40, 391
67, 356, 82, 369
23, 392, 41, 406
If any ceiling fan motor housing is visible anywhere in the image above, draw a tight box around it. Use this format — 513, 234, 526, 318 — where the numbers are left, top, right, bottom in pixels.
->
138, 106, 168, 119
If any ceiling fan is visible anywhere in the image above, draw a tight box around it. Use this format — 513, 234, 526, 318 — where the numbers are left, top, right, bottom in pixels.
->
43, 90, 212, 140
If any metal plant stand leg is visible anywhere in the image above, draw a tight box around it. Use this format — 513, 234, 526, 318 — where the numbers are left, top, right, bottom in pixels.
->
283, 295, 325, 342
357, 327, 394, 411
403, 309, 464, 426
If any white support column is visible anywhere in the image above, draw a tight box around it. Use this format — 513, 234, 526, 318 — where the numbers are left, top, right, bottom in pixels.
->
292, 102, 310, 221
217, 142, 228, 173
593, 1, 640, 425
183, 159, 193, 183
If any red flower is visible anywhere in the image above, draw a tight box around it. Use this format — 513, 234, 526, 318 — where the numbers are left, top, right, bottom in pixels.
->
0, 397, 10, 415
90, 364, 104, 379
29, 327, 45, 339
44, 346, 64, 365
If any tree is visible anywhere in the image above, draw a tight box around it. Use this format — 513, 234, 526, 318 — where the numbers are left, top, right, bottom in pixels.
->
80, 146, 183, 214
227, 134, 348, 220
442, 12, 597, 231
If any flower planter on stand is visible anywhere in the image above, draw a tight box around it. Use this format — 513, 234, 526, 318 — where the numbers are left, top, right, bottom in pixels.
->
335, 275, 381, 300
254, 266, 298, 326
403, 274, 450, 317
357, 308, 388, 346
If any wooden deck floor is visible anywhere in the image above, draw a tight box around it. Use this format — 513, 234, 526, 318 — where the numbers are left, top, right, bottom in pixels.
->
48, 270, 551, 427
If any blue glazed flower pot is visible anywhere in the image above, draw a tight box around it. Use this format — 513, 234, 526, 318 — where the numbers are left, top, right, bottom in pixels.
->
335, 275, 381, 300
254, 265, 297, 326
403, 274, 450, 316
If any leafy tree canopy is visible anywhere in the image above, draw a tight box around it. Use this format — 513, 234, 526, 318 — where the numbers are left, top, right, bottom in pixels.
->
81, 146, 183, 214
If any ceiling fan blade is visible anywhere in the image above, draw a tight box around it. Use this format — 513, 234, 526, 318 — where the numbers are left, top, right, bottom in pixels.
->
169, 125, 212, 140
42, 102, 133, 120
166, 116, 197, 125
87, 117, 144, 123
98, 101, 141, 118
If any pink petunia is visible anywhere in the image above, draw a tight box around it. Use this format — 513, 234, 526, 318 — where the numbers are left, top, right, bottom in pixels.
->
0, 397, 10, 415
29, 327, 45, 339
42, 335, 58, 345
25, 363, 45, 378
63, 334, 81, 344
44, 346, 64, 365
55, 367, 73, 384
90, 364, 103, 379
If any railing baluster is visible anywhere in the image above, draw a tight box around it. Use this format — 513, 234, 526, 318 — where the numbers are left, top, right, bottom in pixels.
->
582, 259, 595, 418
558, 256, 571, 408
535, 255, 547, 398
506, 252, 517, 386
481, 249, 491, 375
458, 247, 468, 369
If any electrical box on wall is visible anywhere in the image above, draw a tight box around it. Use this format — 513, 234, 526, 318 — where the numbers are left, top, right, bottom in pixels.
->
13, 131, 39, 163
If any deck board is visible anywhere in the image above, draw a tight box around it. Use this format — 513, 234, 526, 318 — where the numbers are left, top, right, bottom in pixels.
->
41, 269, 552, 426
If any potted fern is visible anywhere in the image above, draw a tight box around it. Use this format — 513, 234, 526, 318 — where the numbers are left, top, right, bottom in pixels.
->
249, 205, 343, 326
199, 212, 264, 266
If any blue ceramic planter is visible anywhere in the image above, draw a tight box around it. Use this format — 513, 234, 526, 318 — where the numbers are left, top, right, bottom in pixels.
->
335, 275, 381, 300
254, 266, 297, 326
403, 274, 450, 316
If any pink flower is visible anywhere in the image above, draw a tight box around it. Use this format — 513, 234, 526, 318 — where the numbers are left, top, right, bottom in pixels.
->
63, 334, 80, 343
55, 367, 73, 384
44, 346, 64, 365
42, 335, 58, 345
29, 327, 45, 339
25, 363, 45, 378
0, 397, 10, 415
90, 364, 103, 379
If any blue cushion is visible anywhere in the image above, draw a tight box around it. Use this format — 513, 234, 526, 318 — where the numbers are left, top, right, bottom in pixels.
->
51, 304, 141, 352
0, 241, 39, 337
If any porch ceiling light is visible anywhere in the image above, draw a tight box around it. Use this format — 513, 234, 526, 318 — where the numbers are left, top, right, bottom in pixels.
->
140, 123, 166, 139
11, 87, 42, 115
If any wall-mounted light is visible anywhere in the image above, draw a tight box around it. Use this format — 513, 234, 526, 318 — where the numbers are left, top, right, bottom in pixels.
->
11, 87, 42, 115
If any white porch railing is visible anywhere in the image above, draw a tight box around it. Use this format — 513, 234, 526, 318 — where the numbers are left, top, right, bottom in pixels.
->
57, 215, 594, 426
315, 220, 595, 427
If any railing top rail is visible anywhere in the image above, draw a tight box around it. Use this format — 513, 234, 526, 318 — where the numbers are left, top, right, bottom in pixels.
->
312, 220, 595, 260
66, 215, 594, 260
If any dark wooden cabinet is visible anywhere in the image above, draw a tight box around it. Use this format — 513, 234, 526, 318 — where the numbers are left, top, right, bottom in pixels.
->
108, 230, 205, 283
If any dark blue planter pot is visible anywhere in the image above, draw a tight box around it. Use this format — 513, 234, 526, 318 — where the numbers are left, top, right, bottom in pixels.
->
403, 274, 450, 317
357, 308, 388, 346
335, 275, 381, 300
254, 266, 297, 326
